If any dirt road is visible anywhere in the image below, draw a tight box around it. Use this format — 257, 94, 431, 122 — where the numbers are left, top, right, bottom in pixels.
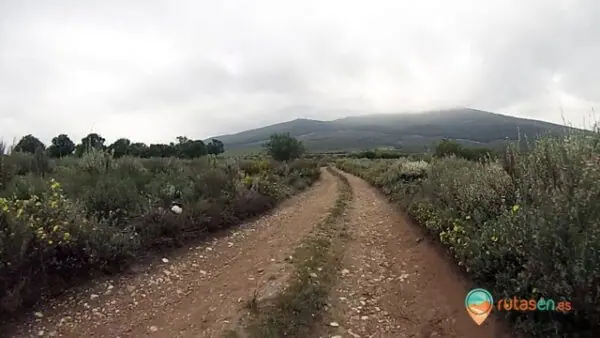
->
5, 169, 339, 338
5, 168, 511, 338
320, 170, 509, 338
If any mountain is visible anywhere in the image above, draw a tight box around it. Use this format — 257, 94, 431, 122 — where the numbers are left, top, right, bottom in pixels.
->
210, 108, 575, 153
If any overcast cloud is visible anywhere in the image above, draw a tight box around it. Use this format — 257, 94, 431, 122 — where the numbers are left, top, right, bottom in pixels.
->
1, 0, 599, 145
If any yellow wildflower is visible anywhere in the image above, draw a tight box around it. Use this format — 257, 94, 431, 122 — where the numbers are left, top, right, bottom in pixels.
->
50, 179, 61, 190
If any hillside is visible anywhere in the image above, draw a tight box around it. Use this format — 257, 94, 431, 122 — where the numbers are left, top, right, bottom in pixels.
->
211, 108, 574, 153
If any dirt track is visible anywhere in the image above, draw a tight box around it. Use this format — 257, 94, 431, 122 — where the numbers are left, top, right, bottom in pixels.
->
320, 170, 509, 338
5, 168, 510, 338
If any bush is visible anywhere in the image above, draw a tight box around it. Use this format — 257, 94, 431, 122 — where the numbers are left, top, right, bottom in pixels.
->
349, 149, 404, 159
0, 179, 136, 312
0, 174, 49, 200
83, 175, 144, 227
336, 131, 600, 337
434, 139, 497, 162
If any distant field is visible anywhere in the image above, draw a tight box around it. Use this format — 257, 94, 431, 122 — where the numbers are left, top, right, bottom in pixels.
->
224, 146, 265, 157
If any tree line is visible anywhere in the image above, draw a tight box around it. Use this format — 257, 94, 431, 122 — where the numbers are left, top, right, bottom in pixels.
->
9, 133, 225, 158
433, 139, 498, 161
8, 131, 313, 162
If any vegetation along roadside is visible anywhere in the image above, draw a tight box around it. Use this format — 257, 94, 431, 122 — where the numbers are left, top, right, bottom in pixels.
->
336, 130, 600, 337
0, 132, 316, 321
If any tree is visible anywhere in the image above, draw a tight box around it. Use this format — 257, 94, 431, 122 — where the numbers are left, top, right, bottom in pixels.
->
206, 139, 225, 155
147, 143, 177, 157
264, 133, 305, 161
47, 134, 75, 158
173, 136, 207, 158
76, 133, 105, 156
129, 142, 149, 157
188, 140, 208, 158
434, 139, 463, 158
108, 138, 132, 158
176, 136, 189, 145
178, 140, 207, 158
14, 134, 45, 154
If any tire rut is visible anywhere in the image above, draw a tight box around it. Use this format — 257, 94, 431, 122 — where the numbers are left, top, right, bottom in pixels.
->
6, 168, 339, 338
321, 170, 510, 338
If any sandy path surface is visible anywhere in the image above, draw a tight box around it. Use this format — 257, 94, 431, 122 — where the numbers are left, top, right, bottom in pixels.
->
321, 170, 510, 338
5, 168, 339, 338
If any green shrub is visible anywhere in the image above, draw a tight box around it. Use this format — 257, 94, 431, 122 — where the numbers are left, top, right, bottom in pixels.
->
349, 149, 405, 159
3, 152, 38, 176
239, 159, 264, 176
83, 175, 144, 227
0, 174, 49, 200
434, 139, 497, 162
78, 147, 114, 175
0, 178, 138, 312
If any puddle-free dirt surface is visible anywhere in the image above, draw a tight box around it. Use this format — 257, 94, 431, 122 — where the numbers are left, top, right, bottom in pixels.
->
320, 170, 510, 338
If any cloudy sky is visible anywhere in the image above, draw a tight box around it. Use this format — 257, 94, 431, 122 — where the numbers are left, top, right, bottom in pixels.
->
0, 0, 598, 145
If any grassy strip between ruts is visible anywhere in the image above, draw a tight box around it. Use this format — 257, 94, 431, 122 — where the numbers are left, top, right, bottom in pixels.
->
233, 166, 353, 338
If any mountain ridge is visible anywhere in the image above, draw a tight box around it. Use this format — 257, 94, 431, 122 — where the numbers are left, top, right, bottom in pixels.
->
209, 108, 575, 153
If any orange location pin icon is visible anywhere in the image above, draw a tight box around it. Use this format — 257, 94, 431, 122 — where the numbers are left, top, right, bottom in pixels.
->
465, 288, 493, 325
